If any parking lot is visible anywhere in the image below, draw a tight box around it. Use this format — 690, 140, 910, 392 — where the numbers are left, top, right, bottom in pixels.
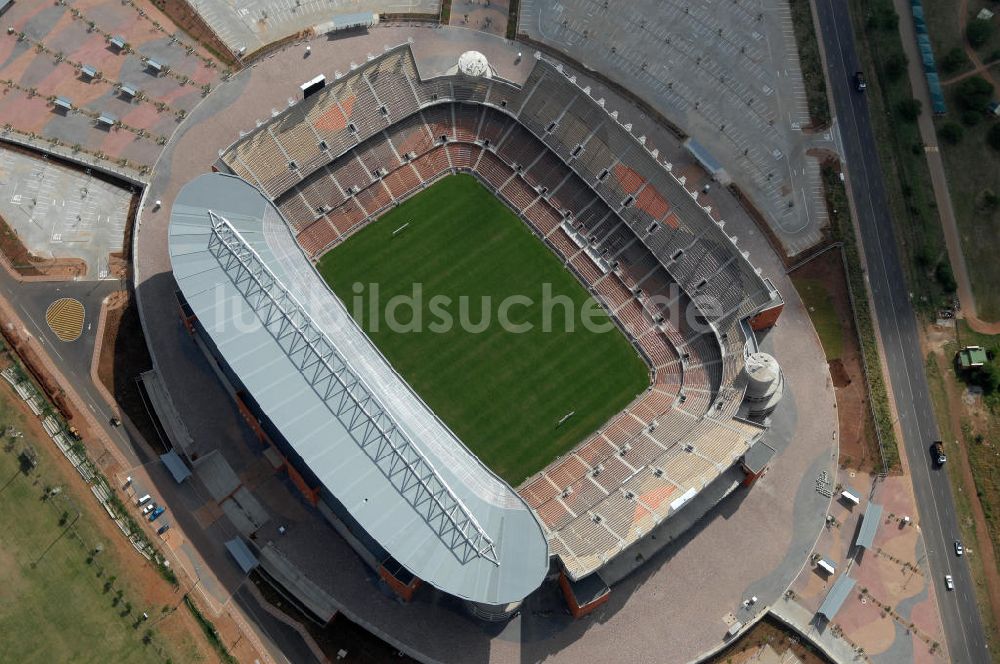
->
519, 0, 838, 255
0, 146, 131, 279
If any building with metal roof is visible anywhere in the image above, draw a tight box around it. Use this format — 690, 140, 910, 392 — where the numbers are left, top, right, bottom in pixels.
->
225, 538, 259, 574
169, 172, 548, 608
817, 574, 856, 621
958, 345, 988, 369
855, 502, 882, 551
160, 450, 192, 483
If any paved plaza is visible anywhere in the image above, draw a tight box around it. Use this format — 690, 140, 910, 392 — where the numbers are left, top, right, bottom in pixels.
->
0, 0, 224, 176
0, 145, 131, 278
786, 471, 949, 663
519, 0, 839, 255
449, 0, 509, 36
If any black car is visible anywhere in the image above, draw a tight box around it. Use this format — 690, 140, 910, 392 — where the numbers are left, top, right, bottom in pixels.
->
931, 440, 947, 466
855, 71, 867, 92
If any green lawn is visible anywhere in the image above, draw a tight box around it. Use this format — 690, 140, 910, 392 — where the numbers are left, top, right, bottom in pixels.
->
0, 401, 171, 663
919, 0, 1000, 320
318, 174, 649, 485
848, 0, 955, 315
935, 104, 1000, 321
791, 276, 843, 360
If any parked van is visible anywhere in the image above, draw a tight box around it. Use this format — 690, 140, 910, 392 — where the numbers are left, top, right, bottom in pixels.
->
136, 494, 152, 506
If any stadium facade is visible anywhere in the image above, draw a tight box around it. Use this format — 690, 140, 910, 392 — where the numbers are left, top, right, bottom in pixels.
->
168, 45, 785, 620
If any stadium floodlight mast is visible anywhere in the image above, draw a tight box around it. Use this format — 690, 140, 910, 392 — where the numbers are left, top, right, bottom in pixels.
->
205, 211, 500, 566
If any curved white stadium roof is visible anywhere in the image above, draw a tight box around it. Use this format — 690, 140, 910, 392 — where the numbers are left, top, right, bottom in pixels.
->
168, 173, 548, 605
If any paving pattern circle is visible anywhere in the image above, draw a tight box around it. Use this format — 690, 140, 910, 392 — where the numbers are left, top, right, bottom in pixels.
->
45, 298, 85, 342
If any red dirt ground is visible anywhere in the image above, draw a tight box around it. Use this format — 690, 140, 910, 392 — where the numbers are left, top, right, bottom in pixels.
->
708, 617, 833, 664
791, 249, 880, 474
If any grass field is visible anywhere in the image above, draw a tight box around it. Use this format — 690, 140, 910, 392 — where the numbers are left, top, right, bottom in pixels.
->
791, 276, 843, 360
317, 174, 649, 485
0, 390, 205, 663
920, 0, 1000, 321
848, 0, 955, 315
935, 99, 1000, 321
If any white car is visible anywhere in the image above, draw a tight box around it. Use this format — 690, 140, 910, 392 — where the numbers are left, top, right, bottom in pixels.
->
954, 540, 964, 556
141, 502, 156, 515
945, 574, 954, 591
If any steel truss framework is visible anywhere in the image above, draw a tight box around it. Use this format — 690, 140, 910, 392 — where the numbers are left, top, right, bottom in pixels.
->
206, 211, 500, 567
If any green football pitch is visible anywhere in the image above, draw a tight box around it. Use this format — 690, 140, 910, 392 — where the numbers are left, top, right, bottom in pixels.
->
317, 174, 649, 486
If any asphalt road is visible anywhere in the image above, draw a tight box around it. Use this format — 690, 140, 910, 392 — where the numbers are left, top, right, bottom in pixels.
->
814, 0, 989, 661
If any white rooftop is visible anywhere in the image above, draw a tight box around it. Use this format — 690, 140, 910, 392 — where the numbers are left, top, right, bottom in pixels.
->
168, 173, 548, 605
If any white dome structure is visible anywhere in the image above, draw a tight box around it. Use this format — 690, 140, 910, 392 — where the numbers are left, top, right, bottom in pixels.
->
457, 50, 492, 78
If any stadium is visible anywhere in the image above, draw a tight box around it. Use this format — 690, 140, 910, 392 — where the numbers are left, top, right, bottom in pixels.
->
167, 44, 786, 622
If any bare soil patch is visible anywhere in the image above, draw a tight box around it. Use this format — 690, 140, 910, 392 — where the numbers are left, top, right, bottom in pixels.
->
792, 250, 879, 474
708, 616, 833, 664
829, 359, 852, 388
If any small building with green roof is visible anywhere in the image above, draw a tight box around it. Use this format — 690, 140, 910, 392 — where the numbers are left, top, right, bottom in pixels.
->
958, 346, 988, 369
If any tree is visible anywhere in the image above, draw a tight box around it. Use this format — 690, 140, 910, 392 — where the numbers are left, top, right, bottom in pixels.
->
896, 98, 922, 122
977, 190, 1000, 214
868, 4, 898, 32
989, 124, 1000, 152
954, 76, 994, 111
939, 122, 963, 144
940, 47, 967, 74
883, 51, 908, 81
961, 110, 982, 126
972, 362, 1000, 394
967, 19, 994, 49
935, 261, 956, 293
